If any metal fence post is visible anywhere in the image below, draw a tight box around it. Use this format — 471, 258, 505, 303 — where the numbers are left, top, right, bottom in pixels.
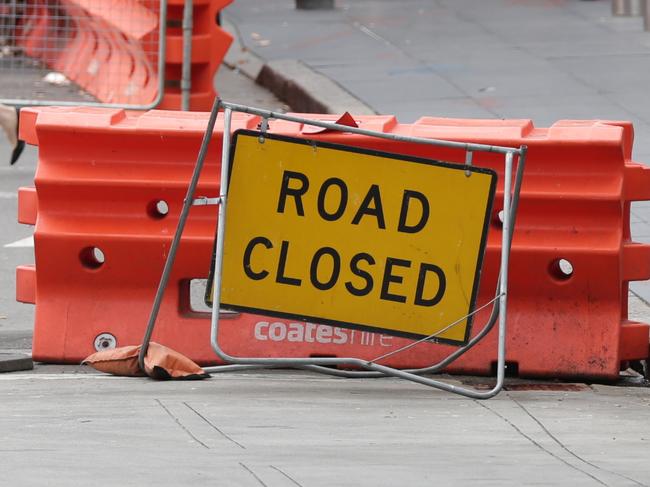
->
181, 0, 193, 111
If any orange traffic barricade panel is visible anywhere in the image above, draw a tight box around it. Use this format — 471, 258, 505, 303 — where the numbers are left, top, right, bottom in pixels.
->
16, 107, 650, 379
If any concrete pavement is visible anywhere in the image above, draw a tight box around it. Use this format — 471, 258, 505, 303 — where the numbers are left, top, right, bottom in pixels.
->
1, 367, 650, 487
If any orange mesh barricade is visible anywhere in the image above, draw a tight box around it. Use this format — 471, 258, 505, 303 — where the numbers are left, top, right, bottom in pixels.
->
14, 0, 161, 107
16, 107, 650, 380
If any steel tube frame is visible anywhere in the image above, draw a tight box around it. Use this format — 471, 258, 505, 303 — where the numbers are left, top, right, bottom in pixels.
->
221, 101, 520, 155
206, 102, 523, 399
203, 117, 527, 380
139, 98, 526, 399
181, 0, 193, 111
1, 0, 168, 110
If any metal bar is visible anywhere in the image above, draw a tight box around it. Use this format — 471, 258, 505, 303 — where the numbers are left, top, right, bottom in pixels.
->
181, 0, 193, 111
138, 97, 222, 371
152, 0, 169, 110
220, 101, 524, 156
209, 106, 233, 353
207, 103, 521, 399
494, 151, 514, 395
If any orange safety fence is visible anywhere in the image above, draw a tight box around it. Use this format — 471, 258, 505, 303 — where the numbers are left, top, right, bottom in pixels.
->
14, 0, 161, 107
16, 106, 650, 380
8, 0, 232, 109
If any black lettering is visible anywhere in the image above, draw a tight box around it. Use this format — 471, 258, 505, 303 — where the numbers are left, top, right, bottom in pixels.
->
414, 263, 446, 306
243, 236, 272, 280
398, 190, 430, 234
345, 252, 375, 296
276, 240, 302, 286
351, 184, 386, 229
310, 247, 341, 290
317, 178, 348, 221
277, 171, 309, 216
380, 257, 411, 303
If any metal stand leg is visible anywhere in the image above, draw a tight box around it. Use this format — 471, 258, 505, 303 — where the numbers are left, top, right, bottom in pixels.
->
138, 98, 222, 372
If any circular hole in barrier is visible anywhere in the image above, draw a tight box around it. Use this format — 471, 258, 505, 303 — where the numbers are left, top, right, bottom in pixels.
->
147, 199, 169, 219
80, 246, 105, 270
549, 258, 574, 281
492, 209, 504, 227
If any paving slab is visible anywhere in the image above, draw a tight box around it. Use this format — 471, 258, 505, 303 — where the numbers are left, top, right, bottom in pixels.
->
1, 368, 649, 486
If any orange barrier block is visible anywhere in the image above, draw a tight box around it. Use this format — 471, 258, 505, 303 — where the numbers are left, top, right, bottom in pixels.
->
157, 0, 234, 110
16, 265, 36, 305
17, 107, 650, 380
17, 187, 37, 225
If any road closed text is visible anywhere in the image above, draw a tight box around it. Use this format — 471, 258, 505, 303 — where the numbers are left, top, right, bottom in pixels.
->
241, 168, 447, 307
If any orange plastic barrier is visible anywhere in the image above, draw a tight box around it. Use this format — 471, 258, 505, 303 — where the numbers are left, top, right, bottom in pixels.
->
17, 107, 650, 380
157, 0, 234, 110
16, 0, 160, 106
16, 0, 232, 109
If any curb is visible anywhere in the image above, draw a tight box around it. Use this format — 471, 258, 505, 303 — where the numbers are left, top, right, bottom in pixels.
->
0, 353, 34, 373
222, 18, 377, 115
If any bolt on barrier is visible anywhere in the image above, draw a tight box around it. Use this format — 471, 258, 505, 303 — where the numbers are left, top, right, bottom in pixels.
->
15, 104, 650, 384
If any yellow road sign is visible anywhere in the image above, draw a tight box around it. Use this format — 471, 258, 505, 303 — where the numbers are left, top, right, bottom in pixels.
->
210, 131, 496, 345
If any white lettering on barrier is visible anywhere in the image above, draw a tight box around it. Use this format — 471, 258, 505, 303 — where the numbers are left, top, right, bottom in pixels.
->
254, 321, 394, 347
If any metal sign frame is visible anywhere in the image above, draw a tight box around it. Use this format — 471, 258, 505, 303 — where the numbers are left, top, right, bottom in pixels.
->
138, 98, 527, 399
0, 0, 168, 110
207, 130, 498, 345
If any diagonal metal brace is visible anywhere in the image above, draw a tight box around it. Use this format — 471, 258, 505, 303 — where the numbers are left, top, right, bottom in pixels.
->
138, 97, 223, 373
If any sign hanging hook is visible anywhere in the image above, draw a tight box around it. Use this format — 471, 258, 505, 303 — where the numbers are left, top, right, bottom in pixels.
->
465, 151, 473, 177
258, 116, 270, 144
